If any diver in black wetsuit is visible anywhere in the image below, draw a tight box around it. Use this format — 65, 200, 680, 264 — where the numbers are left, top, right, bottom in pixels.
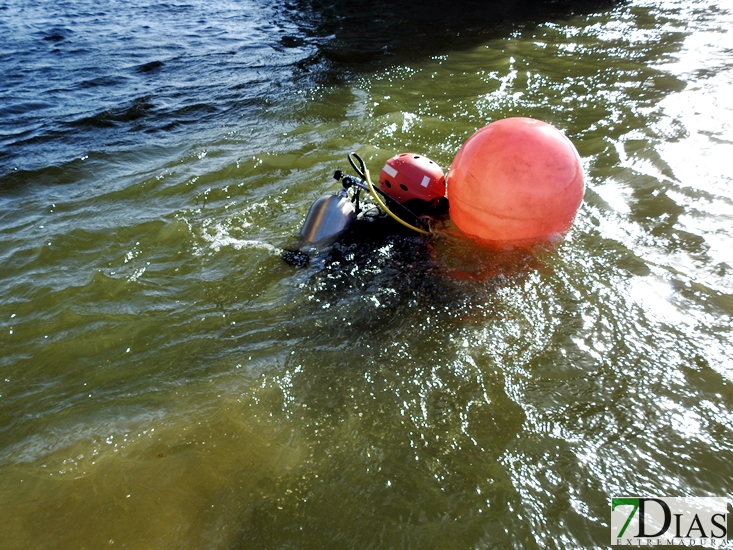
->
283, 152, 449, 267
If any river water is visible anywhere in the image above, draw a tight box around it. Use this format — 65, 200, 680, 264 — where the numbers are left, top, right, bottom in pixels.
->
1, 0, 732, 548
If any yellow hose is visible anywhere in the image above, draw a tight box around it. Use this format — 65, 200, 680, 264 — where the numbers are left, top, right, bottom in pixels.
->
363, 167, 431, 236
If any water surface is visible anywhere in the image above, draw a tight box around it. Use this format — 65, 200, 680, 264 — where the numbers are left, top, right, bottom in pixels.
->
1, 0, 732, 548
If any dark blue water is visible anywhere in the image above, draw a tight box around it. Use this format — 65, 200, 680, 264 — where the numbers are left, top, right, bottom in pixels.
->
0, 0, 316, 188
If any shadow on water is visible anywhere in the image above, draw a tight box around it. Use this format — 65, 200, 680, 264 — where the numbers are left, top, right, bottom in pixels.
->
282, 212, 547, 327
289, 0, 621, 78
329, 237, 540, 310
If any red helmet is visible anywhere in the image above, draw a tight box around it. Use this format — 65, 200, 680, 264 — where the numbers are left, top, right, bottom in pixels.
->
378, 153, 446, 204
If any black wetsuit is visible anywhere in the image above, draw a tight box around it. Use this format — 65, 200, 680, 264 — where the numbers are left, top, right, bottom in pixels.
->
282, 196, 449, 267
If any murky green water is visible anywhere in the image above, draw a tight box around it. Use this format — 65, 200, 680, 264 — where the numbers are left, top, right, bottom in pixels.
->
2, 0, 732, 548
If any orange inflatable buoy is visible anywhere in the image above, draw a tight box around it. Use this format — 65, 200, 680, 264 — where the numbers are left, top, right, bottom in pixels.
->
446, 117, 584, 244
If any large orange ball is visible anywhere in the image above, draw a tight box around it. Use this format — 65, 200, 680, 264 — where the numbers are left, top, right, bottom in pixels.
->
446, 118, 584, 244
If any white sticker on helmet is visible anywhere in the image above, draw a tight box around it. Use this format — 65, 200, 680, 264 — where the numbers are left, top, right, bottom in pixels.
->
382, 164, 398, 178
420, 175, 431, 187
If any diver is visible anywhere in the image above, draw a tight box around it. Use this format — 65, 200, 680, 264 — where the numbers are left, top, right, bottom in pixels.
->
282, 152, 449, 267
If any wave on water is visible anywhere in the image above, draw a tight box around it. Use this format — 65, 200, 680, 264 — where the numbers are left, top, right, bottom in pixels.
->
0, 0, 318, 182
199, 219, 282, 256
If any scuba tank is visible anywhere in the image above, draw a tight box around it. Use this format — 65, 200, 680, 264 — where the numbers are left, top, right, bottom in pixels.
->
298, 187, 356, 249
